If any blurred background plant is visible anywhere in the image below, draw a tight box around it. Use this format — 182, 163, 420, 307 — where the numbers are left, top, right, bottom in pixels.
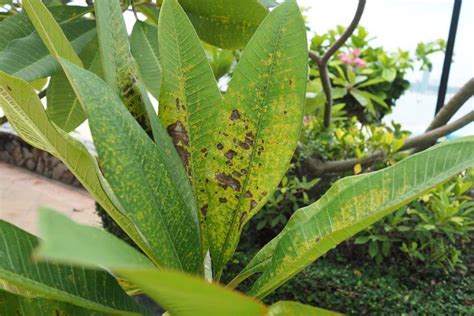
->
307, 26, 446, 123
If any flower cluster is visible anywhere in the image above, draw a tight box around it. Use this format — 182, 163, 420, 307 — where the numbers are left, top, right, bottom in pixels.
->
338, 48, 367, 68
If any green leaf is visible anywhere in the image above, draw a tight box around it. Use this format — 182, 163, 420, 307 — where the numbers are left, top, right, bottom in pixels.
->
175, 0, 269, 49
59, 60, 203, 274
236, 137, 474, 298
382, 68, 396, 82
130, 21, 162, 100
0, 70, 155, 271
0, 289, 105, 316
0, 5, 90, 52
203, 42, 235, 80
47, 38, 103, 132
36, 208, 155, 270
23, 0, 83, 67
0, 221, 145, 315
205, 0, 308, 277
36, 209, 266, 316
22, 0, 93, 132
268, 301, 341, 316
119, 269, 267, 316
0, 20, 95, 81
158, 0, 222, 254
94, 0, 156, 135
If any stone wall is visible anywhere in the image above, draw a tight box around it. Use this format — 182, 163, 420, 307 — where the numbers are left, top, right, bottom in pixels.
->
0, 133, 81, 187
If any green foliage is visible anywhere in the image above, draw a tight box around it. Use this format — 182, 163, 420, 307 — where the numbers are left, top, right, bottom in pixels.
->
300, 116, 409, 164
355, 170, 474, 272
309, 26, 445, 123
164, 0, 269, 49
267, 249, 474, 315
0, 0, 472, 315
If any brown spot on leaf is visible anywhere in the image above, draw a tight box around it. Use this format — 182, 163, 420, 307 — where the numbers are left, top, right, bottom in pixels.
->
167, 121, 190, 168
250, 200, 257, 209
245, 191, 253, 198
224, 149, 237, 160
201, 148, 207, 153
238, 141, 251, 150
219, 197, 227, 203
289, 79, 293, 86
241, 168, 248, 175
175, 97, 180, 110
232, 171, 242, 178
216, 173, 241, 192
216, 143, 224, 150
239, 212, 248, 229
6, 86, 12, 91
283, 110, 288, 115
262, 191, 268, 197
200, 204, 208, 216
230, 109, 241, 121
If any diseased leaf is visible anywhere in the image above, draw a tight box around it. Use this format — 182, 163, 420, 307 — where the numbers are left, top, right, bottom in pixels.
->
94, 0, 156, 136
0, 5, 90, 52
158, 0, 222, 254
60, 60, 203, 274
130, 21, 161, 99
47, 38, 103, 132
205, 0, 308, 277
174, 0, 269, 49
0, 289, 105, 316
0, 70, 155, 270
0, 221, 145, 315
0, 20, 95, 81
239, 137, 474, 298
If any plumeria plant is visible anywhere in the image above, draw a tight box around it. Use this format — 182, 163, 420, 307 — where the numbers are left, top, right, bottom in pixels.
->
0, 0, 472, 315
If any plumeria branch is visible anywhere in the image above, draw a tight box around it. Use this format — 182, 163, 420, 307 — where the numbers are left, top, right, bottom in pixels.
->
303, 81, 474, 178
309, 0, 367, 128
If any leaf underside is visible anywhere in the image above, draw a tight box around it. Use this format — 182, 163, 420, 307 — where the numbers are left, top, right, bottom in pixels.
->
240, 137, 474, 298
0, 221, 144, 315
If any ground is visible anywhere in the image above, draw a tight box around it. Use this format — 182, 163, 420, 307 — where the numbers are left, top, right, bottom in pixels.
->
0, 162, 99, 235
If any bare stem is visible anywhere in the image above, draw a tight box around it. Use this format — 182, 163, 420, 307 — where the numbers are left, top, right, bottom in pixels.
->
308, 0, 367, 128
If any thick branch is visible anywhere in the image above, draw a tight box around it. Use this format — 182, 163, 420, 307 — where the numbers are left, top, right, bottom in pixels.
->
405, 110, 473, 150
304, 110, 474, 178
426, 77, 474, 131
309, 0, 367, 128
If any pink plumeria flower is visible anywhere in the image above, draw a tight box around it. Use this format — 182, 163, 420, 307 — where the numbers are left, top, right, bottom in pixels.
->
352, 48, 362, 57
353, 57, 367, 68
338, 52, 353, 64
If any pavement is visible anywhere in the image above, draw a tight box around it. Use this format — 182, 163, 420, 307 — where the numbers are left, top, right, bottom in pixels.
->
0, 162, 100, 236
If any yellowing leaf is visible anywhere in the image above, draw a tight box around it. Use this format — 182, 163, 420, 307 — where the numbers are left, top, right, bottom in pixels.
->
233, 137, 474, 298
353, 163, 362, 174
204, 0, 308, 277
